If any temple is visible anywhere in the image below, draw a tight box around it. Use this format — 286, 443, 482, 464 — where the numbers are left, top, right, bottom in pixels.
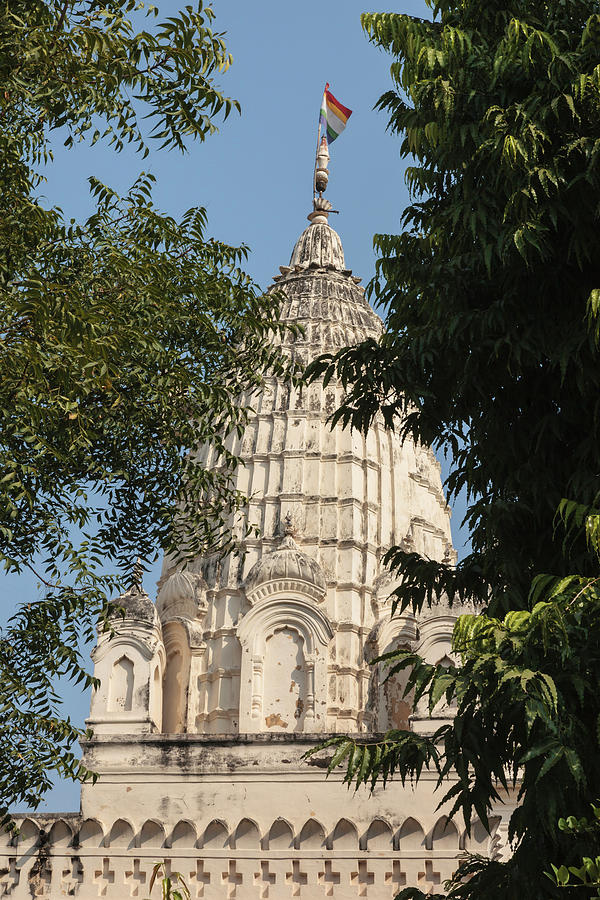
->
0, 146, 514, 899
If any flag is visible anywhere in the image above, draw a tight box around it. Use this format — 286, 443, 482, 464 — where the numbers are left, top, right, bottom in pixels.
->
319, 83, 352, 144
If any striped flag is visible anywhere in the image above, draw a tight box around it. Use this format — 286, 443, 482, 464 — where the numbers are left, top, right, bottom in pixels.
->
319, 83, 352, 144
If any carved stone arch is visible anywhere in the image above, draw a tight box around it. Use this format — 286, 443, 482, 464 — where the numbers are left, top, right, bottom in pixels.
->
0, 824, 14, 849
431, 816, 459, 849
297, 819, 326, 850
238, 595, 333, 733
464, 816, 501, 855
16, 818, 39, 851
170, 820, 197, 849
397, 817, 426, 851
106, 818, 135, 849
416, 615, 456, 666
93, 632, 158, 666
330, 818, 358, 849
48, 819, 73, 848
88, 614, 165, 735
363, 818, 393, 851
139, 819, 166, 848
372, 613, 418, 732
436, 653, 454, 668
376, 613, 418, 656
233, 818, 261, 849
162, 619, 191, 733
77, 819, 104, 847
267, 818, 294, 850
108, 654, 135, 712
201, 819, 229, 849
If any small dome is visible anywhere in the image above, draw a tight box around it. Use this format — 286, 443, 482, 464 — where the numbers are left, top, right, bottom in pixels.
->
289, 223, 345, 271
111, 586, 158, 626
244, 536, 326, 600
156, 570, 207, 621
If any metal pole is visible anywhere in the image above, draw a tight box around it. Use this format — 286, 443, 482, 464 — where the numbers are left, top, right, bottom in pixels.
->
313, 85, 325, 206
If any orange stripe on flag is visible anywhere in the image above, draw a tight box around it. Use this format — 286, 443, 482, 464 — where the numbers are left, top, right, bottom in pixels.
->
326, 90, 352, 123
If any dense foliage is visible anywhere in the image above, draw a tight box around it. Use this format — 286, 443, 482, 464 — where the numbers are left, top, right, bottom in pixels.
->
310, 502, 600, 898
307, 0, 600, 895
0, 0, 290, 818
312, 0, 600, 615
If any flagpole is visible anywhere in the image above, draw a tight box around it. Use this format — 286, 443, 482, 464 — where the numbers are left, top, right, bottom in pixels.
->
313, 84, 326, 206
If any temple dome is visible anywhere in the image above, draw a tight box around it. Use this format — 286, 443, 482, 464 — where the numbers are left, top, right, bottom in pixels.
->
244, 535, 326, 602
111, 585, 159, 626
289, 222, 345, 271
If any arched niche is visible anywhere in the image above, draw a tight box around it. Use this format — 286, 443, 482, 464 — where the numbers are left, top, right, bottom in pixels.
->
170, 821, 197, 849
431, 816, 459, 849
267, 819, 294, 849
398, 817, 426, 850
16, 819, 39, 850
297, 819, 326, 850
416, 616, 456, 667
238, 595, 333, 733
88, 613, 165, 736
162, 620, 191, 733
373, 615, 418, 732
140, 820, 165, 848
48, 820, 73, 848
107, 818, 135, 849
233, 818, 260, 849
331, 818, 358, 849
364, 818, 393, 851
464, 816, 501, 854
77, 819, 104, 848
108, 655, 134, 712
201, 820, 229, 849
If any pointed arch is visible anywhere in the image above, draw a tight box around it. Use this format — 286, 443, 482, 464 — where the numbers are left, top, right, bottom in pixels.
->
170, 820, 197, 849
398, 817, 426, 850
465, 816, 500, 852
233, 818, 261, 849
432, 816, 459, 849
364, 818, 393, 850
331, 818, 358, 849
108, 655, 134, 711
0, 825, 14, 849
16, 818, 39, 850
201, 819, 229, 849
48, 819, 73, 848
297, 818, 326, 850
77, 818, 104, 847
140, 819, 165, 848
267, 818, 294, 850
107, 818, 135, 849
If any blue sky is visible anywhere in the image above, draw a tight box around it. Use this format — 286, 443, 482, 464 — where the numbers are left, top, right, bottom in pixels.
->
3, 0, 469, 812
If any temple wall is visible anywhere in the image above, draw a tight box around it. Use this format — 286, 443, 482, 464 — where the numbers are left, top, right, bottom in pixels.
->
2, 736, 514, 898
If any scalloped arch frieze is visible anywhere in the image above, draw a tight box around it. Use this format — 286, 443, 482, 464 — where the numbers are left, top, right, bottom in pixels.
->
245, 577, 326, 606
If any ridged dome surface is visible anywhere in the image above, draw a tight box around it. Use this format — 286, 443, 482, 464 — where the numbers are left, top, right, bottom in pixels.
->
289, 222, 345, 270
244, 535, 326, 595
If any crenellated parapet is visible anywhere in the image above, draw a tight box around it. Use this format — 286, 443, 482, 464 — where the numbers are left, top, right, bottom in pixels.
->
0, 802, 510, 899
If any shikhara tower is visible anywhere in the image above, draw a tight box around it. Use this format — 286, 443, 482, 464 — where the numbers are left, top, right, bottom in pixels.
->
1, 146, 513, 899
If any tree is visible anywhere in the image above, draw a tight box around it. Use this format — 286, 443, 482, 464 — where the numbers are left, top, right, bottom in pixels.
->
307, 0, 600, 895
0, 1, 291, 819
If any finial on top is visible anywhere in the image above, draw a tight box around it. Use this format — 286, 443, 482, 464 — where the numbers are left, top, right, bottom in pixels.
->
130, 557, 144, 592
308, 196, 333, 225
315, 135, 330, 194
